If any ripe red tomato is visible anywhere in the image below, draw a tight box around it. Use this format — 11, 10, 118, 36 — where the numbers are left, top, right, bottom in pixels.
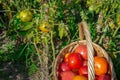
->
60, 71, 76, 80
95, 76, 98, 80
75, 45, 88, 60
68, 53, 83, 69
58, 62, 71, 72
97, 74, 111, 80
78, 66, 88, 77
73, 75, 87, 80
94, 56, 108, 76
83, 60, 88, 66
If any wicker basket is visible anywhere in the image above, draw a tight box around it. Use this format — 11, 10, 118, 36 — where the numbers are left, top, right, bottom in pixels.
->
53, 21, 116, 80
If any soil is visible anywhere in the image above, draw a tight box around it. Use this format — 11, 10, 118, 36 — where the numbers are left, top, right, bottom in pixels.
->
0, 62, 29, 80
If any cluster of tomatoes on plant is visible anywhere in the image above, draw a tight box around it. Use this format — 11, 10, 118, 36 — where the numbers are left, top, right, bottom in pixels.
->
19, 10, 49, 33
58, 45, 111, 80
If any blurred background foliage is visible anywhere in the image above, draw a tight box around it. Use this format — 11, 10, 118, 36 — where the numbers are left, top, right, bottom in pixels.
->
0, 0, 120, 80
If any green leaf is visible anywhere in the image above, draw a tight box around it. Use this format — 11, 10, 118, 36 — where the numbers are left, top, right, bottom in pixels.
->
58, 26, 64, 39
0, 22, 2, 28
20, 22, 33, 31
58, 23, 68, 39
18, 43, 28, 59
25, 31, 34, 40
28, 63, 38, 75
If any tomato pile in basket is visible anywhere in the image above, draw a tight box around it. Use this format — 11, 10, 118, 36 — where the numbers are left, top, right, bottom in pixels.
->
58, 45, 111, 80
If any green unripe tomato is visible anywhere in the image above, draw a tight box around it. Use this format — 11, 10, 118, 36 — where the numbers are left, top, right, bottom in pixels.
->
20, 10, 33, 22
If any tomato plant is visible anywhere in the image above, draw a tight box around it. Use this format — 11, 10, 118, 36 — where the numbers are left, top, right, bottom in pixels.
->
68, 53, 83, 69
94, 56, 108, 76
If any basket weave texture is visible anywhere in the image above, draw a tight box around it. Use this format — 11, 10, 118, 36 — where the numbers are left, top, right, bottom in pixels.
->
53, 21, 116, 80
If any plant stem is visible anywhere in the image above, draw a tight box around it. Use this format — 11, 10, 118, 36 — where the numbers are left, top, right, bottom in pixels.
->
18, 42, 28, 58
33, 42, 41, 64
113, 26, 120, 37
93, 36, 100, 43
99, 25, 109, 44
50, 31, 56, 78
50, 31, 55, 61
114, 51, 120, 54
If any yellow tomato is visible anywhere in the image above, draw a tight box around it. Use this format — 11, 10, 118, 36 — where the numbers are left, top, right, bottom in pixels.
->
38, 22, 49, 32
39, 26, 49, 32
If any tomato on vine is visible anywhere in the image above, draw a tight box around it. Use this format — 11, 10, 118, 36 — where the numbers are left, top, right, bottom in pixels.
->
38, 22, 49, 32
39, 26, 49, 32
20, 10, 33, 22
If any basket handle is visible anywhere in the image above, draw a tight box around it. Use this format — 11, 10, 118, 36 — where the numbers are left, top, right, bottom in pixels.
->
79, 21, 95, 80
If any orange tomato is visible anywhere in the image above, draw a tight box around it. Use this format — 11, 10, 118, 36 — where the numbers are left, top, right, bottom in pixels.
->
73, 75, 87, 80
94, 56, 108, 76
64, 53, 70, 63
